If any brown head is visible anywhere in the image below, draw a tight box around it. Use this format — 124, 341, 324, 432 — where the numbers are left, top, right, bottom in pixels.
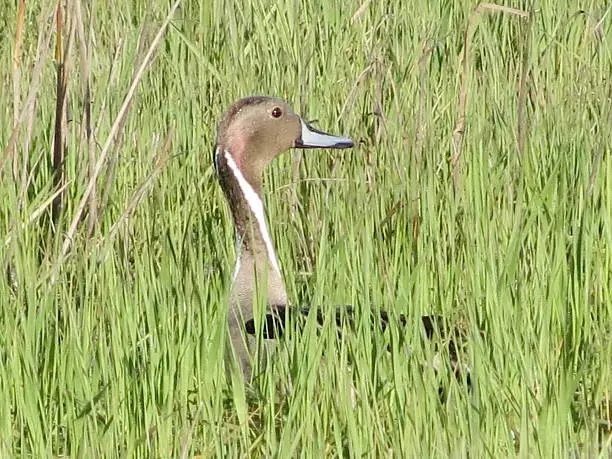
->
214, 96, 353, 193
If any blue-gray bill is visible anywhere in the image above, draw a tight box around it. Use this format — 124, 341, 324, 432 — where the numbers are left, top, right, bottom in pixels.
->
294, 119, 354, 149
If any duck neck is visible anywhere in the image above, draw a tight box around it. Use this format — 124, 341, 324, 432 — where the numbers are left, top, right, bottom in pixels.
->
215, 148, 286, 305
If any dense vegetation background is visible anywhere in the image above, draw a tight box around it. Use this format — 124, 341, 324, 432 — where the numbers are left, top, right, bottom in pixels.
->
0, 0, 610, 456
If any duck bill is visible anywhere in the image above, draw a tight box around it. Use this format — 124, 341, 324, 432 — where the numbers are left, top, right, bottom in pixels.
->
295, 119, 354, 149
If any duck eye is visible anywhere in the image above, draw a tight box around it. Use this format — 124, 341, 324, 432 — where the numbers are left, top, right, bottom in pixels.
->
271, 107, 282, 118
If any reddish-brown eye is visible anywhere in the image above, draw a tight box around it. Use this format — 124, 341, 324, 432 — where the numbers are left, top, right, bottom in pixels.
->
271, 107, 282, 118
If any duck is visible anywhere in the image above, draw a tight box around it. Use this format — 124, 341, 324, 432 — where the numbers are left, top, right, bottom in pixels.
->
213, 96, 465, 382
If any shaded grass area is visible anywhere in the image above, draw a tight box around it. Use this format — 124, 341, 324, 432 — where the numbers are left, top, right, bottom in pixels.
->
0, 0, 611, 456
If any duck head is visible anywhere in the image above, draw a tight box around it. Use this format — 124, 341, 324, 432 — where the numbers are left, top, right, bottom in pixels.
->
215, 96, 353, 193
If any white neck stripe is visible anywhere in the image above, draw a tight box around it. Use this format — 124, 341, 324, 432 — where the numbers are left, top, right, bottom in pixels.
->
223, 150, 281, 276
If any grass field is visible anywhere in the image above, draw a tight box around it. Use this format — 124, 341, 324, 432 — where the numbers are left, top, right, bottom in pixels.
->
1, 0, 611, 456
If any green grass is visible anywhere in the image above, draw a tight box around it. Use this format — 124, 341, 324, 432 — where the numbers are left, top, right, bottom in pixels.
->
1, 0, 611, 456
